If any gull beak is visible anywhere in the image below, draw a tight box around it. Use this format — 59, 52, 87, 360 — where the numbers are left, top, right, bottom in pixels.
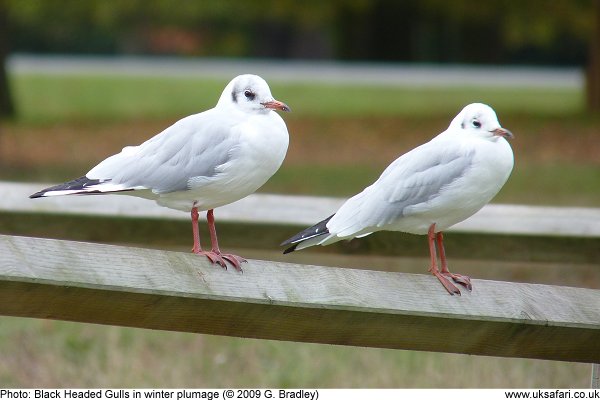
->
261, 99, 291, 112
491, 127, 514, 139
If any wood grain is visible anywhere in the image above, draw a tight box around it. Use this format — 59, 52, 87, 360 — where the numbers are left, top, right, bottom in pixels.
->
1, 234, 599, 363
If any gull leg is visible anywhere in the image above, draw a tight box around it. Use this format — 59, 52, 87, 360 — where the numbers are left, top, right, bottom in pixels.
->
191, 207, 201, 253
190, 207, 226, 269
207, 209, 246, 272
436, 232, 472, 291
428, 224, 461, 295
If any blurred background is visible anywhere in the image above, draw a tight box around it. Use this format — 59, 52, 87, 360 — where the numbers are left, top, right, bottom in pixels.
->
0, 0, 599, 388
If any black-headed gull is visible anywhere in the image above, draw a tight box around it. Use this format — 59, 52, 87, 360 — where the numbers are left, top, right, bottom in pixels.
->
282, 103, 514, 295
31, 74, 291, 271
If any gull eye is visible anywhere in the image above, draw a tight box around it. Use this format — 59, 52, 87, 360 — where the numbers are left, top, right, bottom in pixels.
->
244, 90, 255, 100
471, 119, 482, 129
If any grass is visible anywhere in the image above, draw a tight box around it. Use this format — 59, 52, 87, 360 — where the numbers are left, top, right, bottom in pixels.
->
11, 75, 226, 124
0, 317, 590, 388
1, 72, 599, 387
497, 162, 600, 206
10, 73, 584, 123
272, 83, 584, 118
264, 162, 600, 206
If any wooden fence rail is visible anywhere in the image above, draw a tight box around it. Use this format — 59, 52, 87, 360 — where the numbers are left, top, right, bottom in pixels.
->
3, 181, 600, 237
1, 234, 599, 364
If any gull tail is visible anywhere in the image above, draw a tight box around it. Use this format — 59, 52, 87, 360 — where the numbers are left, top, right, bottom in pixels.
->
281, 214, 334, 254
29, 176, 134, 198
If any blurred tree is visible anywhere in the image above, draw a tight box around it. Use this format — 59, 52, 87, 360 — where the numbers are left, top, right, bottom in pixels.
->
587, 0, 600, 112
5, 0, 336, 57
4, 0, 592, 64
333, 0, 593, 65
0, 0, 14, 119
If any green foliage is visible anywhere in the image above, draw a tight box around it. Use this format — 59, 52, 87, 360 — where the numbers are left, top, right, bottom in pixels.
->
5, 0, 595, 64
5, 0, 340, 56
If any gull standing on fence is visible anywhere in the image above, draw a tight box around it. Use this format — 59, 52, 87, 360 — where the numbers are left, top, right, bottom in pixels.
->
282, 103, 514, 295
30, 74, 291, 271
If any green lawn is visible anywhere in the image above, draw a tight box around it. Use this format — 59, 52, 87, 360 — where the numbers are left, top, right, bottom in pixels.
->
263, 162, 600, 206
11, 73, 584, 123
0, 317, 589, 387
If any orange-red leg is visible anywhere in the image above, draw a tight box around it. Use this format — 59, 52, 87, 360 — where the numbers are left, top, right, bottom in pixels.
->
428, 224, 461, 295
191, 207, 202, 254
190, 207, 228, 269
436, 232, 472, 291
206, 209, 246, 271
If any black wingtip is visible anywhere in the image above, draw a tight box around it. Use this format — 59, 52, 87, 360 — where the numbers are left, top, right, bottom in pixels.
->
28, 176, 107, 200
280, 214, 335, 255
282, 244, 298, 254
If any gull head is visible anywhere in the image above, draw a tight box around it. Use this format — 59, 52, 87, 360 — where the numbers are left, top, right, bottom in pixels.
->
217, 74, 291, 114
450, 103, 513, 140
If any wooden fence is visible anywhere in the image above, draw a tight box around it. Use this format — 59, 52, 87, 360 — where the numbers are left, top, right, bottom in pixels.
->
4, 182, 600, 237
1, 234, 599, 364
0, 181, 599, 384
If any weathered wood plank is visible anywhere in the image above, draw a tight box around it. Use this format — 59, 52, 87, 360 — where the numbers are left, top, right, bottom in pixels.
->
0, 234, 599, 363
4, 181, 600, 237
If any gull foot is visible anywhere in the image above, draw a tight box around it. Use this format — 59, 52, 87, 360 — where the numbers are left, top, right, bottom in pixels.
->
193, 250, 228, 269
220, 253, 247, 272
443, 272, 472, 291
432, 271, 461, 296
192, 249, 246, 272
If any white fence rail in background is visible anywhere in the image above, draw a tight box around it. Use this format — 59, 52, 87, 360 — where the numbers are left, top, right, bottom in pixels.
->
2, 181, 600, 238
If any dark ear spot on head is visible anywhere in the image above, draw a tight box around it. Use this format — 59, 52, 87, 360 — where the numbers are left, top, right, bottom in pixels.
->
461, 121, 465, 129
231, 90, 237, 103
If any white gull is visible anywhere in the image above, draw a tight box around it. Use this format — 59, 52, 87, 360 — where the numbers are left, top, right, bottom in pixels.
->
282, 103, 514, 295
31, 74, 291, 270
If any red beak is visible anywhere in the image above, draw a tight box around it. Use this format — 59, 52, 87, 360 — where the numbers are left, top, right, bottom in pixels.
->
492, 127, 514, 139
261, 100, 291, 112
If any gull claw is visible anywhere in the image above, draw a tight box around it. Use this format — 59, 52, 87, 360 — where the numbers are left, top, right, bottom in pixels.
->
192, 249, 246, 272
444, 273, 472, 291
432, 271, 461, 296
193, 250, 228, 270
221, 254, 247, 272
